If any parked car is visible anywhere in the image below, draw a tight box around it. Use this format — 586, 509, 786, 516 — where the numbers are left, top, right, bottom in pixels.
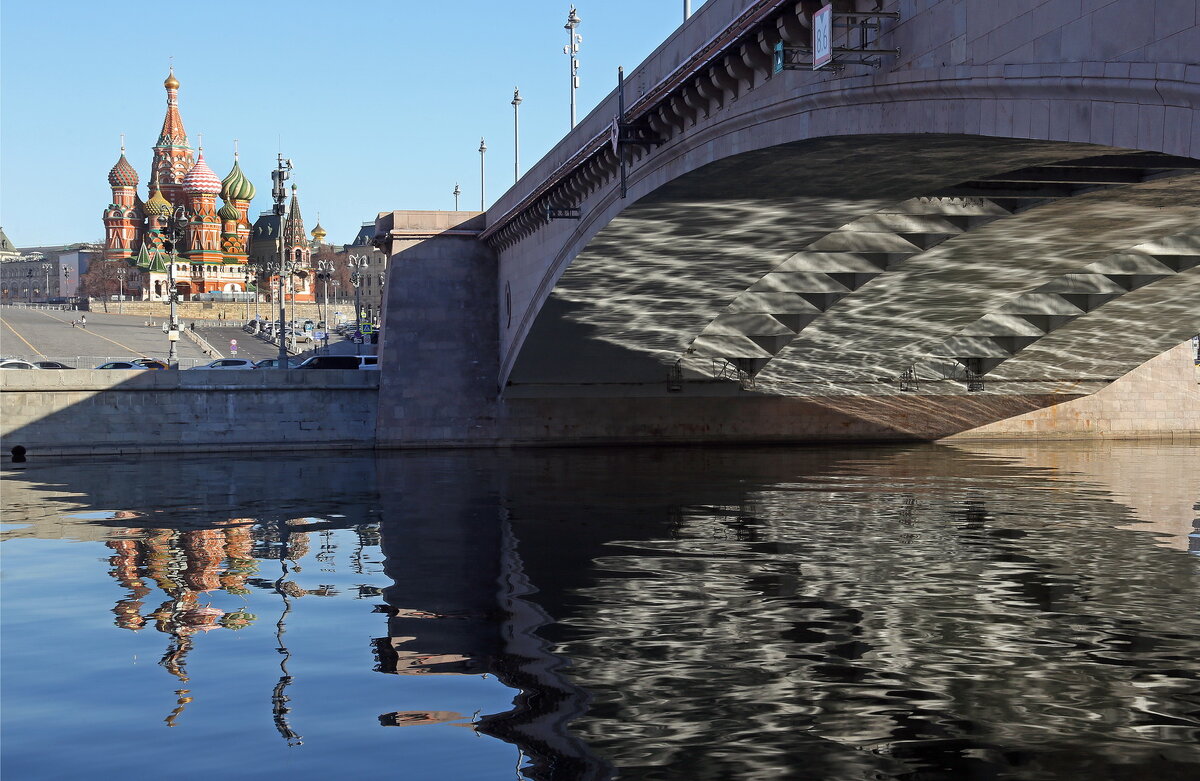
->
284, 328, 313, 344
0, 359, 40, 370
253, 358, 300, 369
295, 355, 379, 370
96, 361, 141, 369
34, 361, 75, 369
130, 358, 168, 370
190, 358, 257, 370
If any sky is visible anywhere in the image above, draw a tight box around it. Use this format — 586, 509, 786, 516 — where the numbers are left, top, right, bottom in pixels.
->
1, 0, 707, 247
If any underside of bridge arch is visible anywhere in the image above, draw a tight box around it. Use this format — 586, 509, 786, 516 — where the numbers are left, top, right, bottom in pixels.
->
504, 134, 1198, 399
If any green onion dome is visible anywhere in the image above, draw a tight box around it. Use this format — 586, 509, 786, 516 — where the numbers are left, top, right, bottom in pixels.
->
218, 202, 240, 222
221, 160, 256, 202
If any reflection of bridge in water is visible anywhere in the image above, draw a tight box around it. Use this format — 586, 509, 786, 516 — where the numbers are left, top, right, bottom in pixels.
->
374, 0, 1198, 447
4, 441, 1197, 779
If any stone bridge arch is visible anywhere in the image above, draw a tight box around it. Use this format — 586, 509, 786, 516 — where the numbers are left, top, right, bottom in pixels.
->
485, 0, 1198, 395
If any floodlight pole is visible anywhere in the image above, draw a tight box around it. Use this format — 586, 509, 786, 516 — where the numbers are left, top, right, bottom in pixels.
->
564, 6, 582, 128
512, 87, 522, 183
478, 138, 487, 211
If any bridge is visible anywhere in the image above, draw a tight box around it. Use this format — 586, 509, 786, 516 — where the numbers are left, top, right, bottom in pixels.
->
374, 0, 1199, 447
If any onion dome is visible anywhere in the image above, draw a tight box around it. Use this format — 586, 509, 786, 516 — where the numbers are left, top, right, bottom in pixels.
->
220, 160, 256, 202
218, 202, 240, 222
164, 68, 179, 90
145, 187, 173, 217
108, 154, 138, 187
311, 222, 327, 242
182, 151, 222, 195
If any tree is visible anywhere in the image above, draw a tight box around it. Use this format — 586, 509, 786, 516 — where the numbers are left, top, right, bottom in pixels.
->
79, 258, 142, 309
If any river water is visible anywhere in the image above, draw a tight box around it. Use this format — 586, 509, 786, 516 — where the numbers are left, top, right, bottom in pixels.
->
2, 442, 1197, 780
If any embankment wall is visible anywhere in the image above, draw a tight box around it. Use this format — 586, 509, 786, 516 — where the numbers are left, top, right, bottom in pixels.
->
1, 370, 378, 457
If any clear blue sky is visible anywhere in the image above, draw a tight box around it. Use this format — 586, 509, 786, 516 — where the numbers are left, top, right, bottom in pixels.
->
1, 0, 706, 247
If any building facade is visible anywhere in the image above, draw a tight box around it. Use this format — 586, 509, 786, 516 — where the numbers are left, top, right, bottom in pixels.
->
344, 222, 388, 323
0, 230, 98, 303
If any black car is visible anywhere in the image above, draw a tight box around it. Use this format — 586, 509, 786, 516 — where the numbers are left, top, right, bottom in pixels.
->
34, 361, 75, 369
296, 355, 379, 370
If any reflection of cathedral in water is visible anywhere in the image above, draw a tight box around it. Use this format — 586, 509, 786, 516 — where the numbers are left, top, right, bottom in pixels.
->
104, 519, 347, 734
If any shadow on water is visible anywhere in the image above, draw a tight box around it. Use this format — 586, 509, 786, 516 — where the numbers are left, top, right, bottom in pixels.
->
2, 442, 1198, 780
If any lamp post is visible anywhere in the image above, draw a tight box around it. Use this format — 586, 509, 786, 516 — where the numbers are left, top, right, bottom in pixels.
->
41, 263, 53, 304
271, 153, 294, 368
242, 268, 251, 320
347, 254, 367, 355
317, 259, 333, 353
163, 206, 186, 368
478, 138, 487, 211
116, 267, 127, 314
453, 183, 461, 210
317, 260, 333, 327
564, 5, 582, 128
512, 87, 522, 183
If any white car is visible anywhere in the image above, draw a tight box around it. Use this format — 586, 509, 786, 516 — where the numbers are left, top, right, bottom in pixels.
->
190, 358, 257, 370
0, 359, 39, 370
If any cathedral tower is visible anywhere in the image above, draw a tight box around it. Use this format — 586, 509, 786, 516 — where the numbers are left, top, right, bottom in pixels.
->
151, 68, 194, 208
103, 144, 143, 261
219, 153, 256, 261
182, 148, 224, 275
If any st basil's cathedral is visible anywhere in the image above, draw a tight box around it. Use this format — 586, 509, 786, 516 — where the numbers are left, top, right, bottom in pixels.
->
102, 69, 315, 302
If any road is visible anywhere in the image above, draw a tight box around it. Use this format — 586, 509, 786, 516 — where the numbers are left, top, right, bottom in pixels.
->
1, 306, 365, 368
1, 306, 214, 367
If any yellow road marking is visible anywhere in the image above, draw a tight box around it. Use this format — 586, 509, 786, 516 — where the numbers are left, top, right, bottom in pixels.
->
7, 309, 152, 359
1, 316, 46, 357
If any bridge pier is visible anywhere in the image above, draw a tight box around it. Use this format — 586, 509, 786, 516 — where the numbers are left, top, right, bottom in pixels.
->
375, 211, 500, 447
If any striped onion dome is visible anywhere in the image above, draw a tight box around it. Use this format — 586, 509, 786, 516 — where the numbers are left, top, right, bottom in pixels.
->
218, 202, 241, 222
108, 154, 138, 187
182, 151, 222, 195
145, 188, 173, 217
221, 159, 256, 202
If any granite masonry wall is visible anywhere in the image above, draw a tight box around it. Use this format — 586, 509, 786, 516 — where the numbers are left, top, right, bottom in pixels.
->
950, 339, 1199, 439
1, 370, 378, 457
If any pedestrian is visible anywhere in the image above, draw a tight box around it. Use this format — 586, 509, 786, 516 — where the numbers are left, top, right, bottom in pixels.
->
80, 315, 86, 328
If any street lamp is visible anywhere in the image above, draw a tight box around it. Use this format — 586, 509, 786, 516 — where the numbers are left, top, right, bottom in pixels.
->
116, 267, 127, 314
564, 5, 582, 129
317, 259, 333, 329
347, 254, 368, 355
478, 137, 487, 211
242, 267, 251, 320
163, 206, 187, 367
512, 87, 522, 183
271, 153, 294, 368
453, 183, 461, 210
41, 263, 53, 304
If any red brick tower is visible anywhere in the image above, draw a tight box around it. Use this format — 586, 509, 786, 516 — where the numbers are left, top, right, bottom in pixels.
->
181, 149, 224, 284
103, 143, 143, 261
151, 68, 194, 209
